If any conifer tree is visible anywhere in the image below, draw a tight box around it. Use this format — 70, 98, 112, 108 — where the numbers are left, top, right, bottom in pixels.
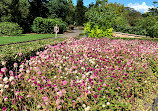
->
75, 0, 85, 26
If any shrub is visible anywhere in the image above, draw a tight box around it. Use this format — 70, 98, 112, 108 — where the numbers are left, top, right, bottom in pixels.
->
84, 22, 113, 38
114, 25, 147, 36
32, 17, 67, 34
0, 22, 23, 36
68, 24, 74, 30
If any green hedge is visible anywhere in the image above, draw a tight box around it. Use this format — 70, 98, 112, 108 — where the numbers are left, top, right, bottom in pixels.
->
32, 17, 67, 34
0, 38, 66, 71
114, 25, 147, 36
0, 22, 23, 36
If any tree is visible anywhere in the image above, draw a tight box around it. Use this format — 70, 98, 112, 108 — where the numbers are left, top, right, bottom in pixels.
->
47, 0, 75, 24
0, 0, 12, 22
75, 0, 86, 26
28, 0, 49, 21
0, 0, 30, 32
148, 1, 158, 15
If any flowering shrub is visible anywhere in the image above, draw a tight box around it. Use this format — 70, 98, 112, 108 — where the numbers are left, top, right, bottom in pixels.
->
0, 38, 158, 110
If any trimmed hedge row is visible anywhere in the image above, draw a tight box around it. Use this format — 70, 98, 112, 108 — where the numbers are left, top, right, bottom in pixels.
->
0, 38, 66, 70
32, 17, 67, 34
0, 22, 23, 36
114, 25, 147, 36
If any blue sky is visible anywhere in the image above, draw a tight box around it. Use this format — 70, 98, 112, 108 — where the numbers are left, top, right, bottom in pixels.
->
72, 0, 155, 13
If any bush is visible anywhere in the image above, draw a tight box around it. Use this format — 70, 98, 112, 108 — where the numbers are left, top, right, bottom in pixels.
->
114, 25, 147, 36
68, 24, 74, 30
32, 17, 67, 34
84, 22, 113, 38
0, 22, 23, 36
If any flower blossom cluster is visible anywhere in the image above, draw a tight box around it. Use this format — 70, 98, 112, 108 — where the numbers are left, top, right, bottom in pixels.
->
0, 37, 157, 110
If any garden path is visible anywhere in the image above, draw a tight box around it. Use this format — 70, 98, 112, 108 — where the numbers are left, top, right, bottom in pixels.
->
59, 27, 84, 38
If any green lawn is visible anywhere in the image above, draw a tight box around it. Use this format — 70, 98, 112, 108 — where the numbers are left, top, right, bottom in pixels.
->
0, 34, 62, 45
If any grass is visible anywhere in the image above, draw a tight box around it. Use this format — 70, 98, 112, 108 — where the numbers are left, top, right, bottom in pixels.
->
0, 34, 62, 45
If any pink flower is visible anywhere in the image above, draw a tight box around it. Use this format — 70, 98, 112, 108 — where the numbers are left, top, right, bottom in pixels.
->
57, 91, 63, 97
57, 105, 62, 109
55, 88, 58, 91
37, 71, 41, 75
58, 69, 62, 73
14, 63, 18, 68
94, 95, 98, 98
62, 89, 66, 93
2, 107, 7, 111
42, 97, 49, 102
63, 80, 67, 85
56, 99, 60, 105
19, 53, 22, 56
1, 67, 7, 72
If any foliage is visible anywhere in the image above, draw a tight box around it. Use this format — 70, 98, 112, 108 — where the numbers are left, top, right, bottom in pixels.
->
86, 6, 116, 30
47, 0, 75, 25
32, 17, 67, 34
84, 22, 113, 38
75, 0, 87, 26
0, 38, 157, 110
85, 4, 116, 38
136, 15, 158, 37
0, 22, 22, 36
28, 0, 49, 19
0, 0, 31, 33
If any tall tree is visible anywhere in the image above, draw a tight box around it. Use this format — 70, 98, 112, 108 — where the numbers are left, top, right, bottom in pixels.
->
28, 0, 49, 17
47, 0, 75, 24
0, 0, 30, 32
75, 0, 86, 26
148, 1, 158, 15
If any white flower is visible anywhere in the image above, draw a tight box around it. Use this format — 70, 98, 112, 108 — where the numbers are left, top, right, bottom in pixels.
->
37, 104, 41, 109
4, 97, 8, 102
0, 89, 4, 93
43, 79, 46, 83
144, 81, 147, 83
3, 77, 8, 83
1, 61, 6, 66
9, 76, 14, 82
102, 104, 105, 107
54, 76, 57, 78
85, 106, 91, 111
0, 84, 3, 89
107, 102, 110, 105
26, 94, 31, 98
87, 86, 91, 90
82, 104, 86, 108
4, 85, 9, 89
26, 69, 30, 73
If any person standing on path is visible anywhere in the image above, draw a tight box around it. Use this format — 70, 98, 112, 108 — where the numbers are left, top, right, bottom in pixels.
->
54, 24, 59, 38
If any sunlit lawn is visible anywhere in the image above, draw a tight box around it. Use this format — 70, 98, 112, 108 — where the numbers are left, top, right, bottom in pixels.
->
0, 34, 62, 45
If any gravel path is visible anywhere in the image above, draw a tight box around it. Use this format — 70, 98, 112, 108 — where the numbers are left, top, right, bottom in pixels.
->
59, 27, 84, 38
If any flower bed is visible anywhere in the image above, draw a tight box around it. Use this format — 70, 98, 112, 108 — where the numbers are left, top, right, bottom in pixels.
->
0, 38, 66, 70
0, 37, 158, 110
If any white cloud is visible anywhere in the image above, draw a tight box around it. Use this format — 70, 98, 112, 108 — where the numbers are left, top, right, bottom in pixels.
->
128, 2, 154, 13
